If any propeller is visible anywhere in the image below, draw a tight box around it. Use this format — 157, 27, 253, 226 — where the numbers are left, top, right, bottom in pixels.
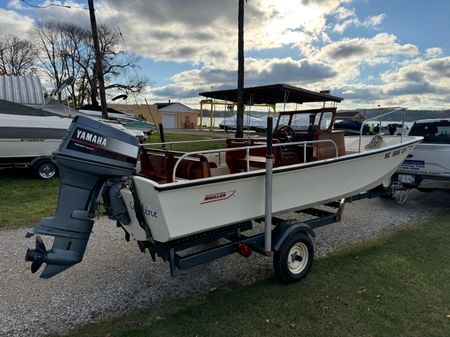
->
25, 236, 47, 274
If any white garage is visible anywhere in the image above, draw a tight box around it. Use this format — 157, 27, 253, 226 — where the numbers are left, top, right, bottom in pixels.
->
162, 113, 177, 128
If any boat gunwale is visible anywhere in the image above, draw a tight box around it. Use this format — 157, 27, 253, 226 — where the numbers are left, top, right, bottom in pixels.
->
138, 136, 423, 192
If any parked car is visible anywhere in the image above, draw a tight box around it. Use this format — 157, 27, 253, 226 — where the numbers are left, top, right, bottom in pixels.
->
394, 118, 450, 191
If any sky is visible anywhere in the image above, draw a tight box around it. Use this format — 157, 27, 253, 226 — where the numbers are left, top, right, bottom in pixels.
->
1, 0, 450, 110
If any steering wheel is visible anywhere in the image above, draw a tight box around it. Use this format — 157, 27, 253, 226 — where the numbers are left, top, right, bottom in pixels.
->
274, 125, 296, 143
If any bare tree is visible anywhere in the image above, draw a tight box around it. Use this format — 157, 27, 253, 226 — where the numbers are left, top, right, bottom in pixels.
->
0, 35, 37, 76
33, 21, 67, 101
33, 20, 147, 107
86, 25, 146, 107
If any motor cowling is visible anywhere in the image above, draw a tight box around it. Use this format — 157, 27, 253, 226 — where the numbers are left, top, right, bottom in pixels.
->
25, 116, 139, 278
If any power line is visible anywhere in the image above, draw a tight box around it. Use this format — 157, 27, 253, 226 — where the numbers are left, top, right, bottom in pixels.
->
21, 0, 87, 10
106, 0, 128, 50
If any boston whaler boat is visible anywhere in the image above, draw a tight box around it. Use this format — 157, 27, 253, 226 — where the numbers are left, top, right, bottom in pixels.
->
25, 84, 422, 283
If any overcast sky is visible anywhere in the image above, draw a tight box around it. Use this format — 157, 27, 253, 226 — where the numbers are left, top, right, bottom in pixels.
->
2, 0, 450, 110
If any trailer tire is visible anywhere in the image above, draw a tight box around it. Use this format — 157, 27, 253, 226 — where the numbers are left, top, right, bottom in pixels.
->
32, 159, 58, 180
273, 232, 314, 284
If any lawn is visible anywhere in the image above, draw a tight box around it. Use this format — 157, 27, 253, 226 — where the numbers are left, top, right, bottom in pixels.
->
65, 214, 450, 337
0, 132, 226, 229
147, 131, 226, 152
0, 169, 59, 229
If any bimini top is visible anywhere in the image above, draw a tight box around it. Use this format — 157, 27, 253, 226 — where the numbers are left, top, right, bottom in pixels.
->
199, 83, 343, 105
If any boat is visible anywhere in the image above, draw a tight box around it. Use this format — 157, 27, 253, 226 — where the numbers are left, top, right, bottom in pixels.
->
77, 105, 155, 141
219, 114, 269, 131
0, 99, 72, 178
334, 119, 370, 134
0, 99, 144, 178
24, 84, 422, 280
126, 108, 419, 242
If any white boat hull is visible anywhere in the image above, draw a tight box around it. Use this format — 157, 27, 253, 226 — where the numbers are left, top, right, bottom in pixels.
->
122, 137, 421, 243
0, 139, 64, 159
0, 114, 71, 161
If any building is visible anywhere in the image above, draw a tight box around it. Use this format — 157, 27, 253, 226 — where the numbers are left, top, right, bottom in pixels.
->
109, 102, 198, 129
335, 110, 366, 121
0, 75, 44, 105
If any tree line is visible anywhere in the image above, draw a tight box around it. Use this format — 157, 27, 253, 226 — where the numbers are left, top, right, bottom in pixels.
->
0, 20, 145, 107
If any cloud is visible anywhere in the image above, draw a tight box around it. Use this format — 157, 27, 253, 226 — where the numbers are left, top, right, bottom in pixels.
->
382, 57, 450, 95
0, 8, 34, 38
246, 57, 336, 85
148, 57, 337, 100
327, 58, 450, 109
333, 10, 385, 34
103, 0, 350, 64
5, 0, 449, 109
316, 33, 418, 64
363, 14, 385, 28
335, 84, 385, 102
425, 47, 443, 59
151, 84, 200, 99
9, 0, 93, 30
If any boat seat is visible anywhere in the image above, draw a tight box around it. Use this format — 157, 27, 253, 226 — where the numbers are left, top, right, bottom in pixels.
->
312, 131, 346, 160
225, 138, 284, 172
139, 149, 213, 183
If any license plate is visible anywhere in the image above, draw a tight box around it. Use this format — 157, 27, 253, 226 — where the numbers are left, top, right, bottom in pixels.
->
398, 174, 415, 184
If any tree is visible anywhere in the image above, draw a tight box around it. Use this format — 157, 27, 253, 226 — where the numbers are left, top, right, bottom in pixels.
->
0, 35, 37, 76
33, 21, 68, 102
32, 20, 146, 106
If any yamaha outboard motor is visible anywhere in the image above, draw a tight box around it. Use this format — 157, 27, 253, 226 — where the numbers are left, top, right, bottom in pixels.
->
25, 116, 139, 278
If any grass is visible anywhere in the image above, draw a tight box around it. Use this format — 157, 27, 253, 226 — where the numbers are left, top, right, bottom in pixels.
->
64, 214, 450, 337
147, 132, 226, 152
0, 169, 59, 229
0, 132, 227, 229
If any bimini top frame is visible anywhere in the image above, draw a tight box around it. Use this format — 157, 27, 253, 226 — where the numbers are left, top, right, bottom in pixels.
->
199, 83, 343, 105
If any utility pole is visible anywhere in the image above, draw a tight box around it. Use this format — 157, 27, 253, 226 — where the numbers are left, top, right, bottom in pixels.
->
235, 0, 245, 138
88, 0, 108, 119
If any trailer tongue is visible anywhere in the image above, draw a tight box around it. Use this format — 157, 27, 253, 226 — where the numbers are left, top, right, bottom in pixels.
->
25, 116, 139, 278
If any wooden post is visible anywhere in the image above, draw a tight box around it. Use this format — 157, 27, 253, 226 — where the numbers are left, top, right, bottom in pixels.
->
88, 0, 108, 119
235, 0, 245, 138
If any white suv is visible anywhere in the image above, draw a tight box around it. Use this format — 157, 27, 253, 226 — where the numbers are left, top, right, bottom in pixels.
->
395, 118, 450, 191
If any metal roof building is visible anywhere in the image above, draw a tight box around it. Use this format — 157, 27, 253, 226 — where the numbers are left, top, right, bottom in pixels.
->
0, 75, 44, 105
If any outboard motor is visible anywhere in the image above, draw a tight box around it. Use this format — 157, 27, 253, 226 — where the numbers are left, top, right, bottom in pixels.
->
25, 116, 139, 278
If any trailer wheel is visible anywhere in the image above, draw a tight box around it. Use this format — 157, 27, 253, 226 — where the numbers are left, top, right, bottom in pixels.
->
32, 159, 58, 180
273, 232, 314, 284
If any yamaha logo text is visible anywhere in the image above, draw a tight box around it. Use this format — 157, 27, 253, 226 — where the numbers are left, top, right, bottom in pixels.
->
75, 128, 107, 147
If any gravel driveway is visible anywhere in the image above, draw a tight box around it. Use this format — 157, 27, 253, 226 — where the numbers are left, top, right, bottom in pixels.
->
1, 190, 448, 337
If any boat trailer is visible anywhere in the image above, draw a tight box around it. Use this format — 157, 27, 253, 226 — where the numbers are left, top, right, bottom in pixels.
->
138, 190, 385, 284
24, 115, 397, 283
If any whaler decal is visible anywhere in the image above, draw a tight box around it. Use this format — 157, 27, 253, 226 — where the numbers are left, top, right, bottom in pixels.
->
201, 190, 236, 204
75, 128, 107, 147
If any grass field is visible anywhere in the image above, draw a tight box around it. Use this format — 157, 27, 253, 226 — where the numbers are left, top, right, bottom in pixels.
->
147, 132, 226, 152
0, 169, 59, 229
0, 132, 226, 229
65, 214, 450, 337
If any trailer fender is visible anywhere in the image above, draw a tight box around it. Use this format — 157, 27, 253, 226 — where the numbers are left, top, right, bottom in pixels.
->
272, 220, 315, 252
